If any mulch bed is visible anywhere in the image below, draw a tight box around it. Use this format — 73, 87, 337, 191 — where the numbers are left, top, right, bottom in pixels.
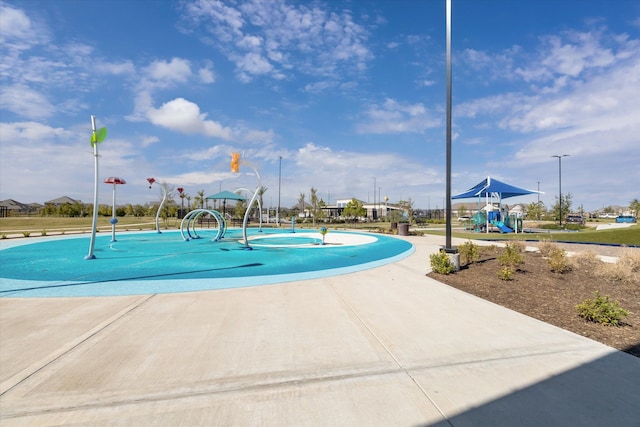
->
427, 248, 640, 358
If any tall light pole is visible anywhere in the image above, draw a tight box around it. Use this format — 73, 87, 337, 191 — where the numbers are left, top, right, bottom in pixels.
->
445, 0, 454, 252
551, 155, 569, 227
277, 156, 282, 227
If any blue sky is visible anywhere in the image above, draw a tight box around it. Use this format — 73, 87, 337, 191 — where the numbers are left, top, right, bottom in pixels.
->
1, 0, 639, 212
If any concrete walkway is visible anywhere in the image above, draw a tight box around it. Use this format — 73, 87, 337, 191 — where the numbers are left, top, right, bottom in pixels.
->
1, 234, 639, 426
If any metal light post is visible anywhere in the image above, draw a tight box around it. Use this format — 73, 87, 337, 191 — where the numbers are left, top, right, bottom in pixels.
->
444, 0, 455, 253
277, 156, 282, 227
551, 155, 569, 227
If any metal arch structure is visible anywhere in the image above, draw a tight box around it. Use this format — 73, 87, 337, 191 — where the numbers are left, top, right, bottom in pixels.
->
234, 187, 263, 232
180, 209, 227, 242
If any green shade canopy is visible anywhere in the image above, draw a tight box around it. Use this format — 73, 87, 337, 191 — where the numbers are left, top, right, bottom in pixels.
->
205, 190, 247, 201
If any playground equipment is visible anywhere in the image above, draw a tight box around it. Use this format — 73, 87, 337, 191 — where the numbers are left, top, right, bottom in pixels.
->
235, 187, 263, 232
85, 115, 108, 260
104, 177, 126, 242
231, 152, 262, 250
453, 176, 539, 234
147, 177, 168, 233
180, 209, 227, 241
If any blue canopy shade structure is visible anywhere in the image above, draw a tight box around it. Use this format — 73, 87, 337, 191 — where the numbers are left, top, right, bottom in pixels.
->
452, 176, 542, 234
452, 176, 538, 200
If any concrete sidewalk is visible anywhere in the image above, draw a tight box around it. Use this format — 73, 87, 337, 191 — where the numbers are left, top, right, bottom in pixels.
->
1, 234, 639, 426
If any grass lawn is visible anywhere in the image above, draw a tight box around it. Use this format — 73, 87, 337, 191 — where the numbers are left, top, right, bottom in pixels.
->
420, 223, 640, 246
2, 217, 639, 246
0, 216, 165, 236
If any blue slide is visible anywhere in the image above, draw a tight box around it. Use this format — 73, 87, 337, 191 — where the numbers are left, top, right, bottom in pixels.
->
491, 220, 513, 233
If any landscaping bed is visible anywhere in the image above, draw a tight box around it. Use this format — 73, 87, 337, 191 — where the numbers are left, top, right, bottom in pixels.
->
428, 244, 640, 358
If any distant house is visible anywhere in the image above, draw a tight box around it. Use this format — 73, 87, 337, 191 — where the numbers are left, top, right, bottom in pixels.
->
327, 198, 401, 220
45, 196, 82, 206
509, 204, 526, 216
290, 201, 312, 218
0, 199, 37, 216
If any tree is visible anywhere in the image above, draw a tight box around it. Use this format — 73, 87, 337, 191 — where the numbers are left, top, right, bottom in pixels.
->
132, 204, 147, 217
630, 199, 640, 218
194, 190, 205, 209
257, 186, 268, 218
525, 202, 546, 220
397, 198, 415, 222
316, 198, 327, 222
234, 198, 247, 219
551, 192, 573, 222
342, 198, 366, 222
457, 204, 467, 218
59, 202, 73, 217
387, 209, 404, 222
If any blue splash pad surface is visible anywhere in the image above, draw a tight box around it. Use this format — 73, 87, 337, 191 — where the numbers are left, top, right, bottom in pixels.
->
0, 229, 413, 297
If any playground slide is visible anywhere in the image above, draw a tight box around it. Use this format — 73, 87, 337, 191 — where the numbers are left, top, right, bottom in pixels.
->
491, 220, 513, 233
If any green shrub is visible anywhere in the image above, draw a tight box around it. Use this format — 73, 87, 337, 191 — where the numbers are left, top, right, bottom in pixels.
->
22, 231, 31, 237
1, 234, 6, 239
498, 242, 524, 269
547, 247, 571, 273
497, 266, 513, 281
41, 229, 47, 236
458, 240, 480, 266
430, 250, 455, 275
576, 291, 629, 326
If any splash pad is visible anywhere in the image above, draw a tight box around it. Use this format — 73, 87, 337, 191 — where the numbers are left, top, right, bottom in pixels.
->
0, 228, 414, 298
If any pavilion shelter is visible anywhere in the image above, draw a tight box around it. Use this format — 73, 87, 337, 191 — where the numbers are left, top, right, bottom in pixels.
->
206, 190, 247, 218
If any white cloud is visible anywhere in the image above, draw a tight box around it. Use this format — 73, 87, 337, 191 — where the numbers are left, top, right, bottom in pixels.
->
504, 52, 640, 134
0, 122, 145, 204
179, 0, 373, 85
141, 135, 160, 147
0, 121, 71, 141
96, 60, 136, 76
540, 31, 615, 77
356, 98, 440, 134
0, 84, 55, 119
163, 170, 231, 186
199, 66, 215, 83
0, 3, 50, 50
303, 80, 337, 93
146, 98, 233, 139
234, 52, 274, 79
291, 143, 440, 201
143, 57, 192, 86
